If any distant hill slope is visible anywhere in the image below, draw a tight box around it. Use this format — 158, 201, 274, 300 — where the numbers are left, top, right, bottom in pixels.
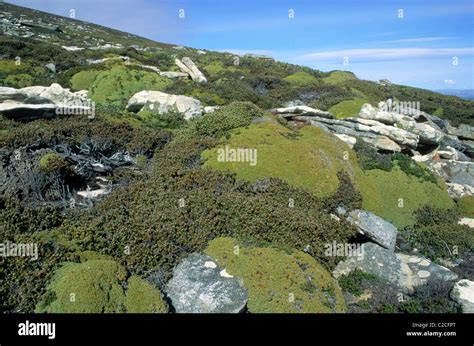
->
436, 89, 474, 101
1, 2, 473, 126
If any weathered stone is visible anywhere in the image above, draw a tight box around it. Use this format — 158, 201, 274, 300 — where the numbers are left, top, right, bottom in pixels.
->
159, 71, 188, 79
165, 253, 248, 313
446, 183, 474, 199
45, 63, 56, 73
450, 279, 474, 313
126, 90, 202, 120
451, 124, 474, 141
175, 57, 207, 83
333, 243, 458, 292
273, 105, 333, 119
458, 218, 474, 228
334, 134, 356, 149
347, 210, 398, 251
204, 106, 220, 114
359, 103, 444, 144
0, 83, 92, 120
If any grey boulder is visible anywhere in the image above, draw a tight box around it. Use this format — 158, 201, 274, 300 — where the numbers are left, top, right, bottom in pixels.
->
333, 243, 458, 293
347, 209, 398, 251
450, 279, 474, 313
165, 253, 248, 313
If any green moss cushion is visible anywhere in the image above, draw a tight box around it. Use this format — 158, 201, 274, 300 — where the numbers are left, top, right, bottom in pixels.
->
205, 237, 346, 313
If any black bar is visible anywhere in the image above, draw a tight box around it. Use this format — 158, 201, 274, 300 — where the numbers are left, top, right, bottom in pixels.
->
0, 313, 473, 345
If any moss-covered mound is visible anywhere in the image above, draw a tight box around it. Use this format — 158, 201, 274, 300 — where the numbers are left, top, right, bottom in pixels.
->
328, 98, 366, 119
322, 71, 358, 85
125, 276, 168, 313
283, 71, 319, 86
205, 237, 346, 313
202, 122, 360, 198
35, 260, 167, 313
88, 65, 172, 106
458, 195, 474, 218
38, 152, 70, 174
71, 70, 101, 90
357, 168, 454, 228
35, 260, 128, 313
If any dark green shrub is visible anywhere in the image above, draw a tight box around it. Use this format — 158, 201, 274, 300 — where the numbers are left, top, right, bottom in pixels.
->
322, 171, 363, 212
391, 153, 437, 183
353, 140, 393, 171
413, 205, 460, 227
404, 206, 473, 259
399, 299, 423, 313
339, 269, 378, 297
192, 101, 264, 138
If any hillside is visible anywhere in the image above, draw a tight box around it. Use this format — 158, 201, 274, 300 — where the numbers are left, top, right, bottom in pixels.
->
0, 2, 473, 315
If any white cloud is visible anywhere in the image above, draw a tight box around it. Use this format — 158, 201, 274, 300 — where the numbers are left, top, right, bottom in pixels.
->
386, 37, 452, 43
215, 49, 274, 56
297, 48, 474, 62
444, 79, 456, 85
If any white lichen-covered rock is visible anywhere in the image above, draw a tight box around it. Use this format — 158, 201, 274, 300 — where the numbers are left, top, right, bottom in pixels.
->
159, 71, 189, 79
450, 124, 474, 141
175, 57, 207, 83
450, 279, 474, 313
204, 106, 220, 114
126, 90, 202, 120
273, 105, 333, 119
446, 182, 474, 199
359, 103, 444, 144
0, 83, 92, 119
360, 135, 402, 152
165, 253, 248, 313
333, 243, 458, 293
334, 134, 357, 149
458, 218, 474, 228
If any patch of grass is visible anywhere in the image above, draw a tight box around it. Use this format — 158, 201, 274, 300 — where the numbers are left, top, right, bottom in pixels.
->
357, 168, 455, 228
70, 70, 100, 90
283, 71, 319, 86
458, 195, 474, 218
4, 73, 34, 88
323, 71, 357, 85
203, 61, 237, 76
205, 237, 346, 313
328, 98, 367, 119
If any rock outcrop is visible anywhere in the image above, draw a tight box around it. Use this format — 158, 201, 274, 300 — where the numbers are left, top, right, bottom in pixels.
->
126, 90, 203, 120
175, 57, 207, 83
159, 71, 189, 79
450, 279, 474, 313
291, 101, 473, 157
333, 242, 458, 293
165, 253, 248, 313
0, 83, 92, 120
272, 105, 333, 119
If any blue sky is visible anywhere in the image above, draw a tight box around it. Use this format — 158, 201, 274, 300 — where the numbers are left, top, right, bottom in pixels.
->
7, 0, 474, 90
